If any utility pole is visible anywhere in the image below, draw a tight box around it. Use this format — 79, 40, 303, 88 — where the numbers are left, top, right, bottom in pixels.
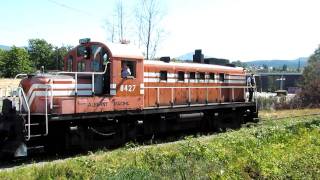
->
276, 74, 286, 90
297, 58, 301, 72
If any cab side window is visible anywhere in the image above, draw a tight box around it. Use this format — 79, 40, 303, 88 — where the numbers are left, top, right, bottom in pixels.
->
78, 61, 86, 72
67, 55, 73, 71
209, 73, 215, 80
91, 45, 104, 72
219, 73, 225, 82
189, 72, 196, 79
160, 71, 167, 81
199, 72, 205, 80
178, 71, 185, 81
121, 60, 136, 78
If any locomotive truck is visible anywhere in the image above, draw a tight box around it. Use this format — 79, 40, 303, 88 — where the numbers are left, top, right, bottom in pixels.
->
0, 38, 257, 158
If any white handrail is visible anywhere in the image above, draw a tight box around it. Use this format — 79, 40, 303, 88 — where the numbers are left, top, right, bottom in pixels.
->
14, 74, 28, 80
44, 85, 51, 136
54, 63, 108, 75
17, 87, 31, 141
144, 85, 256, 89
145, 85, 257, 106
54, 63, 109, 95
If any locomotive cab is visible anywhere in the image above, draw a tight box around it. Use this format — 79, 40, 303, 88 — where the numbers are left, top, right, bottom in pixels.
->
65, 39, 111, 95
61, 38, 144, 113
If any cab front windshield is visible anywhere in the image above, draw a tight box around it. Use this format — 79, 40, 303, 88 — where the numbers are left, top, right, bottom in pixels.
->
76, 45, 109, 72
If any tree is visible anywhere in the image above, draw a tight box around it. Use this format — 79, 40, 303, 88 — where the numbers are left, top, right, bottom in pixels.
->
231, 60, 247, 68
51, 46, 72, 70
2, 46, 33, 77
297, 58, 301, 72
282, 64, 288, 72
116, 0, 125, 42
136, 0, 165, 59
105, 0, 128, 43
0, 49, 5, 76
28, 39, 54, 70
262, 64, 268, 70
299, 45, 320, 106
105, 16, 116, 43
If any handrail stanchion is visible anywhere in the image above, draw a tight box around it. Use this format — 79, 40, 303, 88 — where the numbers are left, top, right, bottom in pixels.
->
255, 86, 258, 113
157, 87, 160, 105
219, 88, 221, 102
50, 83, 53, 109
206, 87, 208, 103
188, 87, 191, 104
232, 88, 234, 101
171, 88, 174, 105
75, 72, 78, 95
92, 73, 95, 95
18, 88, 22, 113
44, 86, 50, 136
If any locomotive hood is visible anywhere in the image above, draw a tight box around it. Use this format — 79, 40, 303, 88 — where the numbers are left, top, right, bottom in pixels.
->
20, 73, 76, 95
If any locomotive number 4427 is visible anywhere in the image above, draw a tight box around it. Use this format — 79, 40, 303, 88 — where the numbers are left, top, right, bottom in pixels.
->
120, 84, 136, 92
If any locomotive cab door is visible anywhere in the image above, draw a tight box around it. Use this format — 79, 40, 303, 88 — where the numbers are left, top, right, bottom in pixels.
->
91, 45, 110, 95
73, 44, 112, 96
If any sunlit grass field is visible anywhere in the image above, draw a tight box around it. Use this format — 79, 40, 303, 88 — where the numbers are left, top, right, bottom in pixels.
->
1, 108, 320, 179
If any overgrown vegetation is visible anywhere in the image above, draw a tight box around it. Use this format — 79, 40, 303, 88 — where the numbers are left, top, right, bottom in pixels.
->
299, 45, 320, 107
1, 109, 320, 179
257, 95, 304, 110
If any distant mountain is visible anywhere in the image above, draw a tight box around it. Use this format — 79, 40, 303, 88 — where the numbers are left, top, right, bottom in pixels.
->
176, 52, 308, 69
176, 52, 193, 61
176, 52, 213, 61
0, 45, 10, 50
246, 57, 308, 68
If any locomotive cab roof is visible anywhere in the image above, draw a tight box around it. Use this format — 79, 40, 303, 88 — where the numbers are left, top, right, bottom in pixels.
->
105, 42, 144, 59
75, 40, 144, 60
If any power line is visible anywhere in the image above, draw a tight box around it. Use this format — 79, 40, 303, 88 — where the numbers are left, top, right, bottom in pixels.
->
47, 0, 97, 17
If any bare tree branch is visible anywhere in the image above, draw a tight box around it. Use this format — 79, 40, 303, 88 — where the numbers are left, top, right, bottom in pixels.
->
136, 0, 165, 59
105, 0, 128, 43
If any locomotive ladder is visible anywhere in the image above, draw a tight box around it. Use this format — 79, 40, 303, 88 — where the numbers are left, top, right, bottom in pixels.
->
14, 74, 40, 140
17, 86, 49, 141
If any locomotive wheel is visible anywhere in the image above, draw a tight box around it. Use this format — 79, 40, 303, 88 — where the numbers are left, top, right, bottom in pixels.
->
212, 111, 241, 132
88, 119, 126, 149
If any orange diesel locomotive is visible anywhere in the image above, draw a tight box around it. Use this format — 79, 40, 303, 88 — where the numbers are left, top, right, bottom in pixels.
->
0, 39, 257, 158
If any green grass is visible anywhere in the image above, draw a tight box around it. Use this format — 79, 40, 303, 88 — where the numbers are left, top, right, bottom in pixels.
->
1, 109, 320, 179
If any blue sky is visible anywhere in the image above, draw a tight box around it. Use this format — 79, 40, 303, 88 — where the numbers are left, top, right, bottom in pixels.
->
1, 0, 320, 61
